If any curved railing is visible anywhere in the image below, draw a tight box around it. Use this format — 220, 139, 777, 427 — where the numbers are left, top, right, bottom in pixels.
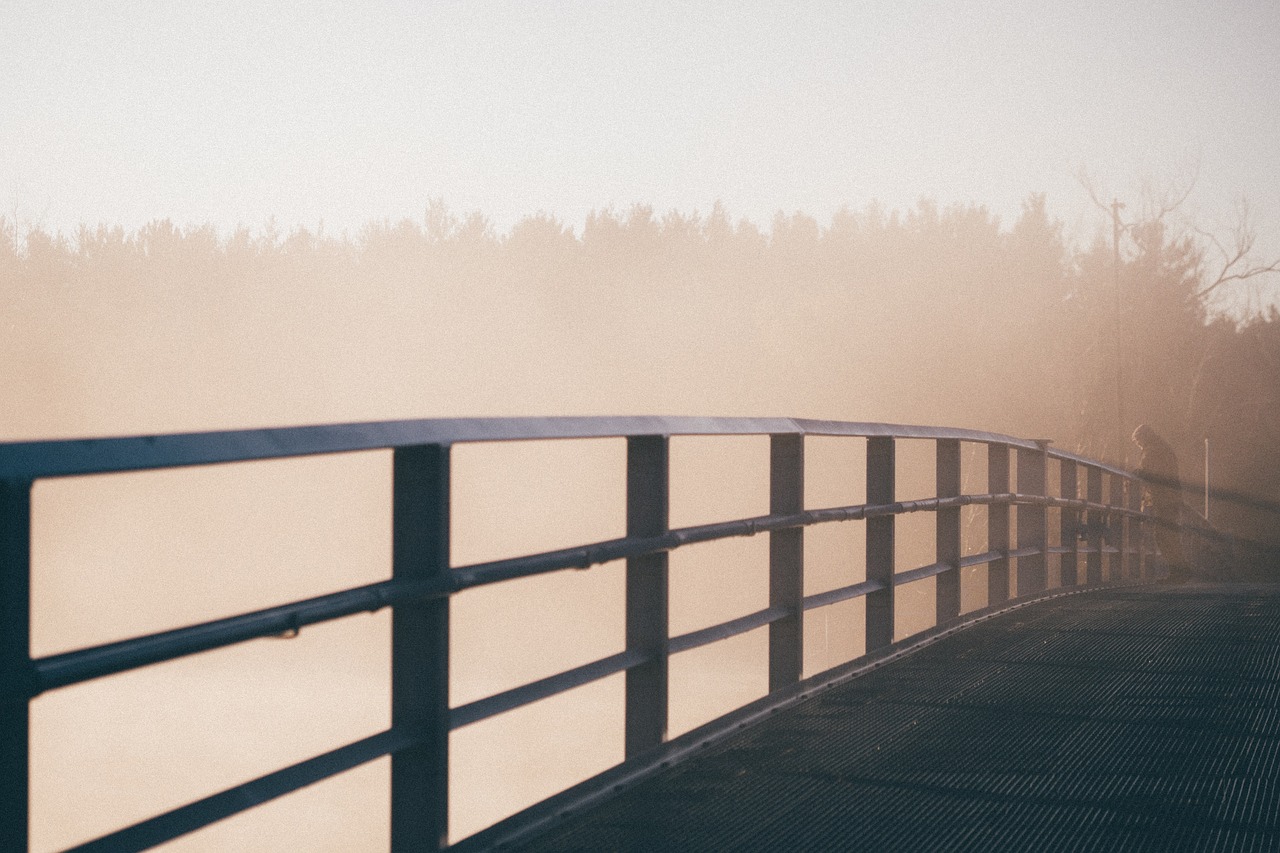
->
0, 417, 1160, 852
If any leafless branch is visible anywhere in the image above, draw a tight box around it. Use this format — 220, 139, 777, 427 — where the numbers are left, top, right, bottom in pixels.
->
1076, 169, 1112, 216
1141, 162, 1200, 221
1193, 197, 1280, 300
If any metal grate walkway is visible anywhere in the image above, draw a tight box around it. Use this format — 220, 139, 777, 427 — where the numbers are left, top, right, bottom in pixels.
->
510, 583, 1280, 852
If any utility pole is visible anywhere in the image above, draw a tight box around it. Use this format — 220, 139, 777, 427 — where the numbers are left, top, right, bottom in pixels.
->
1112, 199, 1125, 465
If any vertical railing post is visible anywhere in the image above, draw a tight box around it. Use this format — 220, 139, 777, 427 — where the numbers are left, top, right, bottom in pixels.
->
1128, 474, 1146, 579
1, 479, 32, 853
391, 445, 451, 853
865, 437, 895, 651
1104, 473, 1121, 579
1114, 474, 1131, 579
769, 434, 804, 692
1116, 471, 1136, 578
1016, 444, 1048, 595
987, 444, 1011, 605
935, 439, 961, 624
1060, 460, 1079, 587
1086, 466, 1103, 584
625, 435, 669, 758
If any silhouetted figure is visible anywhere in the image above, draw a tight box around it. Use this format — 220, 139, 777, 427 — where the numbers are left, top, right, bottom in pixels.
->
1131, 424, 1189, 583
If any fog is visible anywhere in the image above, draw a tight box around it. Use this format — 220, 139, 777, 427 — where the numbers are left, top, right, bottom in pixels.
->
3, 207, 1015, 848
7, 183, 1280, 847
5, 2, 1279, 848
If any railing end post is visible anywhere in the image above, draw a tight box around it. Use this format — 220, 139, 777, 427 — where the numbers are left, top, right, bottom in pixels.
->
391, 445, 451, 852
0, 479, 32, 853
866, 437, 895, 651
625, 435, 670, 758
769, 434, 804, 691
935, 439, 961, 624
987, 444, 1011, 605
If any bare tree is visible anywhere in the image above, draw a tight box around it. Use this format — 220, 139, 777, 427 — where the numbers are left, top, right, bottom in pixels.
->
1193, 197, 1280, 303
1077, 166, 1280, 310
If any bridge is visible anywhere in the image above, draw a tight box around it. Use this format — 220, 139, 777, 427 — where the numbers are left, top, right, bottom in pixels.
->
0, 416, 1271, 851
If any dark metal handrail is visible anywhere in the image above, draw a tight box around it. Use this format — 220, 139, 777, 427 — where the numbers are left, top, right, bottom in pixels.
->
0, 416, 1130, 480
0, 416, 1163, 852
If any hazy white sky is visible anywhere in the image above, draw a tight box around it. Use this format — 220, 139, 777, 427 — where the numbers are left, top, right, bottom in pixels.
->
3, 0, 1278, 252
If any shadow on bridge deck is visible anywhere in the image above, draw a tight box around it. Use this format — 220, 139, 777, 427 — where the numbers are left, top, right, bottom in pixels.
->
510, 583, 1280, 852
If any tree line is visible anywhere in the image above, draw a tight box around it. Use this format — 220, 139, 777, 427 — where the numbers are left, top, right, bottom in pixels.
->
2, 194, 1276, 552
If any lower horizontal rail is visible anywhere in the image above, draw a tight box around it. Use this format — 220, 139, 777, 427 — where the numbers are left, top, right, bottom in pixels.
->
895, 561, 952, 586
66, 727, 421, 853
451, 650, 646, 730
456, 577, 1144, 852
452, 607, 797, 731
960, 550, 1003, 568
802, 580, 886, 611
668, 607, 789, 656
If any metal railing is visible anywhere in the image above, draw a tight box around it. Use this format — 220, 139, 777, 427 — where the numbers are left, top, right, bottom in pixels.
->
0, 416, 1159, 852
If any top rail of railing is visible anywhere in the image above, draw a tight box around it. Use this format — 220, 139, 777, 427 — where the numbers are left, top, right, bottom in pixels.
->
0, 415, 1130, 480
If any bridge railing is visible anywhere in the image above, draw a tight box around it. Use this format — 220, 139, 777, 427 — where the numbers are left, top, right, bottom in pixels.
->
0, 416, 1158, 852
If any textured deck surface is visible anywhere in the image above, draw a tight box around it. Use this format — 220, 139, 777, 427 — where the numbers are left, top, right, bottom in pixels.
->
511, 584, 1280, 852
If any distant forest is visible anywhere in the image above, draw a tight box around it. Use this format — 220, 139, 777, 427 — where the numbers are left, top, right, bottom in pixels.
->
2, 195, 1277, 549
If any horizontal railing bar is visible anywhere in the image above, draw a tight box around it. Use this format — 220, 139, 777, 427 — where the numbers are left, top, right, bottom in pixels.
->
450, 650, 646, 730
452, 496, 1029, 591
792, 419, 1046, 449
802, 580, 887, 611
66, 727, 420, 853
28, 575, 451, 699
1045, 448, 1133, 479
454, 578, 1144, 853
895, 561, 954, 586
959, 551, 1003, 568
0, 415, 1144, 481
0, 416, 795, 479
668, 607, 790, 656
32, 490, 1155, 699
1008, 546, 1042, 559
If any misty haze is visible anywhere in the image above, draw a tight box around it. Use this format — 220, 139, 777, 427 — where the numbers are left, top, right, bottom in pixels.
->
3, 3, 1280, 851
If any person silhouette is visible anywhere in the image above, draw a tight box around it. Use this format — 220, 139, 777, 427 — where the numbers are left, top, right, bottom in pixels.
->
1131, 424, 1189, 583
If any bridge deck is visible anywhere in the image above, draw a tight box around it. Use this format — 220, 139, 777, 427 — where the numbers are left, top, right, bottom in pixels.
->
510, 583, 1280, 852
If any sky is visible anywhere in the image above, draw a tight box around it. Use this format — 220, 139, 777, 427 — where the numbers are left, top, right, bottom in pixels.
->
3, 0, 1279, 259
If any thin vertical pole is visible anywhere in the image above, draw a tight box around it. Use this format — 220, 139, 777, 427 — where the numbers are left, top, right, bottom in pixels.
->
391, 445, 451, 853
865, 437, 895, 651
625, 435, 669, 758
1017, 445, 1048, 595
0, 479, 32, 853
987, 444, 1011, 606
1060, 460, 1079, 587
769, 434, 804, 691
935, 439, 961, 623
1086, 466, 1103, 584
